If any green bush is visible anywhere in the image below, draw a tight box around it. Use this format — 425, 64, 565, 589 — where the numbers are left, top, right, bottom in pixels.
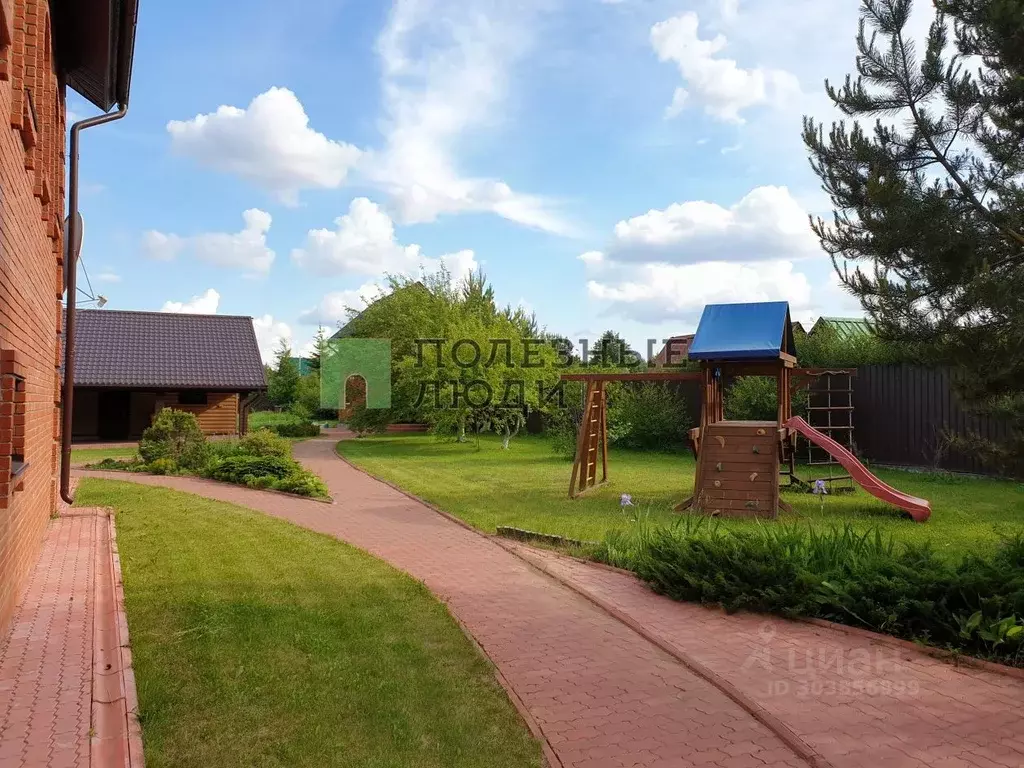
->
272, 422, 321, 438
607, 383, 691, 451
598, 521, 1024, 665
724, 376, 810, 422
202, 454, 328, 498
139, 409, 209, 471
145, 458, 178, 475
237, 428, 292, 457
345, 402, 392, 436
207, 455, 296, 484
271, 471, 330, 498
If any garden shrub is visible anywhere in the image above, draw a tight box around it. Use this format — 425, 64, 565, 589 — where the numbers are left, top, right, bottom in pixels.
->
207, 455, 296, 484
597, 522, 1024, 665
203, 454, 328, 498
139, 409, 209, 471
271, 471, 330, 498
237, 428, 292, 457
271, 422, 321, 438
345, 401, 392, 436
145, 458, 178, 476
725, 377, 809, 422
607, 383, 691, 451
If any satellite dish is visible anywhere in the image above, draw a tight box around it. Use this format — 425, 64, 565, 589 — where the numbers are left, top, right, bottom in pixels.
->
62, 212, 85, 296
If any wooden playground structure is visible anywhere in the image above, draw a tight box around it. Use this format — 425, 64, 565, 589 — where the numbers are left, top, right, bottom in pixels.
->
563, 301, 931, 521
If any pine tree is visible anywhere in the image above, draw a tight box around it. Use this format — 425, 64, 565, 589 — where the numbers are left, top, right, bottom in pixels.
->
307, 326, 328, 373
267, 339, 300, 407
803, 0, 1024, 468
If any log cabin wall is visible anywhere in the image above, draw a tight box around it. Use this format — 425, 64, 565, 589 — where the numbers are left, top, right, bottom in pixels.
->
155, 392, 240, 436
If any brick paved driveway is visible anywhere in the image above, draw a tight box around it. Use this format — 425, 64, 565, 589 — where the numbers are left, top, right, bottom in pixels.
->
73, 434, 1024, 768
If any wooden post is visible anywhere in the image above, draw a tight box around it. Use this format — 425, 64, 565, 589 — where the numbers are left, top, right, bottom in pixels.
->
599, 383, 609, 485
568, 383, 595, 498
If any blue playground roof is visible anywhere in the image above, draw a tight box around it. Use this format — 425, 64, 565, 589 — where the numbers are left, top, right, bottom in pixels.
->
688, 301, 795, 361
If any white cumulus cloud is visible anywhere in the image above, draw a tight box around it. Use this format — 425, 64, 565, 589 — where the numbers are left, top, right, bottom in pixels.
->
298, 283, 382, 327
167, 87, 363, 205
587, 261, 813, 323
651, 12, 799, 123
163, 4, 570, 234
161, 288, 221, 315
140, 231, 182, 262
252, 314, 293, 364
367, 0, 570, 233
291, 197, 479, 279
604, 186, 818, 264
142, 209, 276, 276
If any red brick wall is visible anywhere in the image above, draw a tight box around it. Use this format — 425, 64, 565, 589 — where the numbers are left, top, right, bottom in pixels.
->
0, 0, 66, 632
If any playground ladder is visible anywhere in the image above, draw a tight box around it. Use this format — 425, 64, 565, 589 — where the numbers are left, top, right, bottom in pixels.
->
568, 382, 609, 498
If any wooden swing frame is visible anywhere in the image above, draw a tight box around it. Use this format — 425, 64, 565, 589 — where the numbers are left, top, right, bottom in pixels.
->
561, 367, 857, 502
562, 372, 702, 498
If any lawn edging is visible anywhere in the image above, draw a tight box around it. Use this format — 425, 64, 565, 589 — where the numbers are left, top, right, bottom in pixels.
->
75, 503, 144, 768
332, 440, 830, 768
78, 467, 335, 504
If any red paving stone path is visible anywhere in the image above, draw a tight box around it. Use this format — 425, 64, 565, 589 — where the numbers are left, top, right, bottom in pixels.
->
0, 510, 94, 768
75, 434, 1024, 768
0, 498, 141, 768
507, 545, 1024, 768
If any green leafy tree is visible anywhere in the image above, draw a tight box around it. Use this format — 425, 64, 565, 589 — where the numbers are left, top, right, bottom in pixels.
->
398, 309, 558, 446
803, 0, 1024, 465
588, 330, 642, 367
268, 339, 300, 407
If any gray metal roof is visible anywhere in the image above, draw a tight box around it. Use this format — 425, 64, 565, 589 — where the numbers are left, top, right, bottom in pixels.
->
69, 309, 267, 390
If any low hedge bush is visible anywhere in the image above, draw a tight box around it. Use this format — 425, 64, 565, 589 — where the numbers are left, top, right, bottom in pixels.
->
204, 454, 329, 498
597, 520, 1024, 665
271, 422, 321, 438
237, 428, 292, 457
207, 455, 296, 484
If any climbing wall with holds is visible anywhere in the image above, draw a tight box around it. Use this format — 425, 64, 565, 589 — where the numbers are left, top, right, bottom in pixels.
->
693, 421, 779, 518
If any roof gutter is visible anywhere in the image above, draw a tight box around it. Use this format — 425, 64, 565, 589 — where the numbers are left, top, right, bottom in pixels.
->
60, 105, 129, 505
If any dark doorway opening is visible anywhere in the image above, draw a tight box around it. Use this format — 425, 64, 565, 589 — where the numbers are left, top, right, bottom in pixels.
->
97, 390, 132, 441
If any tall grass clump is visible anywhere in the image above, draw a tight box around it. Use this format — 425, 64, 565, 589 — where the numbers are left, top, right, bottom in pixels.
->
597, 520, 1024, 666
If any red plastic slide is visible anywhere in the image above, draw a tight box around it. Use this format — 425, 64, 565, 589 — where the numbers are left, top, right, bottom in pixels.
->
785, 416, 931, 522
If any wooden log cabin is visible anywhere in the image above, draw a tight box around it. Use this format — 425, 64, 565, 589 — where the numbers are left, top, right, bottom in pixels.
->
69, 309, 267, 441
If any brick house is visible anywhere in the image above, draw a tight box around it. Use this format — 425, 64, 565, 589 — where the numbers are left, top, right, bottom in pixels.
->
0, 0, 138, 632
69, 309, 267, 440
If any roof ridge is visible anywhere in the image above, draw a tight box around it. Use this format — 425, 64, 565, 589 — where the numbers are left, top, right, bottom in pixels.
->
75, 308, 255, 320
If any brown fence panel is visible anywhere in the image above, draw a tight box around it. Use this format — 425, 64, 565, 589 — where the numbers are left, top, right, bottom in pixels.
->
851, 365, 1020, 476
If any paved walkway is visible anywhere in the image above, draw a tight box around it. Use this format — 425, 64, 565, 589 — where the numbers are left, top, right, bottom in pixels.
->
75, 435, 1024, 768
0, 498, 140, 768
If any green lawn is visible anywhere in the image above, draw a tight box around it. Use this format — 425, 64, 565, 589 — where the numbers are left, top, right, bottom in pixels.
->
70, 446, 138, 464
76, 479, 542, 768
336, 433, 1024, 559
249, 411, 303, 429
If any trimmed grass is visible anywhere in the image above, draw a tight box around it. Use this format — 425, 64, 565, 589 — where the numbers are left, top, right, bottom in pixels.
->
76, 479, 542, 768
249, 411, 303, 428
70, 446, 138, 464
336, 433, 1024, 559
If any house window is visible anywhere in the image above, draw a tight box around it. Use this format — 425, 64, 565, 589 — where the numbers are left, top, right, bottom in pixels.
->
178, 391, 208, 406
1, 350, 27, 509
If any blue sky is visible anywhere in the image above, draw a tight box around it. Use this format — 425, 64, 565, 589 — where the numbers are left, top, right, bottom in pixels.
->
68, 0, 936, 361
